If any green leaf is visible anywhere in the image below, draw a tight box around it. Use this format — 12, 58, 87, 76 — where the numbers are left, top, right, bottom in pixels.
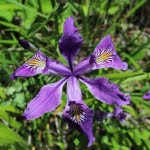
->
0, 123, 28, 149
0, 106, 21, 129
74, 138, 80, 146
39, 0, 52, 14
108, 5, 119, 15
0, 87, 6, 100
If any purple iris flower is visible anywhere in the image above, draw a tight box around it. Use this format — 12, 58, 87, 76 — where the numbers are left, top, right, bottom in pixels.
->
11, 17, 130, 147
143, 91, 150, 100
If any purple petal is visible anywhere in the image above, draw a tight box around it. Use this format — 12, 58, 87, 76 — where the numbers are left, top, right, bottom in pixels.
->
79, 76, 130, 106
11, 50, 71, 79
67, 76, 82, 103
46, 59, 71, 76
63, 77, 95, 147
92, 35, 127, 70
74, 35, 127, 75
11, 50, 48, 78
23, 78, 67, 120
63, 102, 95, 147
74, 57, 94, 75
113, 106, 130, 122
59, 17, 83, 69
63, 17, 77, 35
143, 91, 150, 100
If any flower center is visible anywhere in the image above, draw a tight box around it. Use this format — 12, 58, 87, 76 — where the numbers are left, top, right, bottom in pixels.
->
69, 103, 85, 124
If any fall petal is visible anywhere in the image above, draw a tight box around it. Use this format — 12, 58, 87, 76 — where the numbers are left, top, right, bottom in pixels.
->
79, 76, 130, 106
11, 50, 49, 79
23, 78, 68, 120
74, 35, 127, 75
11, 50, 71, 79
63, 77, 95, 147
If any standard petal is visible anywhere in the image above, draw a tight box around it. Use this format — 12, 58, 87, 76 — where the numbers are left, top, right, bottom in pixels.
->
143, 91, 150, 100
23, 78, 68, 120
63, 77, 95, 147
11, 50, 71, 79
79, 76, 130, 106
59, 17, 83, 69
63, 17, 77, 35
74, 35, 127, 75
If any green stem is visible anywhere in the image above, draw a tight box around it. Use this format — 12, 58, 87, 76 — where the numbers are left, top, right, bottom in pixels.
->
28, 4, 60, 38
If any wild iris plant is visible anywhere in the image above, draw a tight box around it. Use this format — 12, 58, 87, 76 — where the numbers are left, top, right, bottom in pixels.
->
11, 17, 130, 147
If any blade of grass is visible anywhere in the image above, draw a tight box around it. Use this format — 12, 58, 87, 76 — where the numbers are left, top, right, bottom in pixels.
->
7, 0, 47, 18
124, 0, 146, 19
122, 52, 141, 70
103, 71, 145, 80
122, 73, 150, 83
28, 3, 60, 38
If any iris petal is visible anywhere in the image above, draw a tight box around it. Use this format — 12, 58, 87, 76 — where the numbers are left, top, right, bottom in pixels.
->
74, 35, 127, 75
59, 17, 83, 69
79, 76, 130, 106
11, 50, 71, 79
23, 78, 67, 120
92, 35, 127, 70
11, 50, 48, 79
63, 77, 95, 147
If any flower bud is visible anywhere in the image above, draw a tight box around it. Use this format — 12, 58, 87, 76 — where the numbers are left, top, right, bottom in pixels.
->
18, 39, 37, 51
18, 39, 30, 49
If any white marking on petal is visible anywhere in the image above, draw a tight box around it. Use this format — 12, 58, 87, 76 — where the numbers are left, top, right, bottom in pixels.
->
68, 103, 86, 124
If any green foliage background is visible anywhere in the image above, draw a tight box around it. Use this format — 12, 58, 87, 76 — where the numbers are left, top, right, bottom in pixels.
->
0, 0, 150, 149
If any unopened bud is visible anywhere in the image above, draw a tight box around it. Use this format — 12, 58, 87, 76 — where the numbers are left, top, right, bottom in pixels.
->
18, 39, 30, 49
18, 39, 37, 51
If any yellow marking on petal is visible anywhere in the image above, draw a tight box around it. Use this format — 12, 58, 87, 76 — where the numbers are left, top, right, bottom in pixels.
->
96, 49, 113, 64
70, 103, 84, 123
27, 59, 45, 67
76, 114, 81, 122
